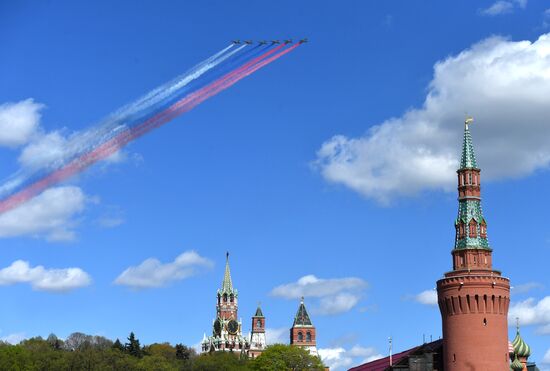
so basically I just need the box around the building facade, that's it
[201,253,250,353]
[290,297,318,356]
[436,120,510,370]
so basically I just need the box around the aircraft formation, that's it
[232,38,308,45]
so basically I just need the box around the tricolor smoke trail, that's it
[0,42,302,214]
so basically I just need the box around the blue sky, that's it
[1,1,550,369]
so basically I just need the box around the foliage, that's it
[251,344,325,371]
[0,333,324,371]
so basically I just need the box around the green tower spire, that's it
[460,118,478,169]
[219,252,237,296]
[454,119,490,250]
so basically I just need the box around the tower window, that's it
[256,319,261,328]
[483,318,487,326]
[468,173,472,185]
[469,220,477,238]
[306,332,311,342]
[223,294,228,302]
[230,294,234,303]
[480,222,487,238]
[298,332,303,341]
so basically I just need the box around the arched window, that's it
[480,222,487,238]
[469,220,477,238]
[459,222,465,238]
[256,319,262,328]
[298,332,303,341]
[461,174,465,185]
[468,173,472,185]
[306,332,311,342]
[230,294,234,303]
[223,294,228,302]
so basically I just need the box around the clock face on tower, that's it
[214,319,221,336]
[227,319,239,334]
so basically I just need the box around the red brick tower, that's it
[436,119,510,370]
[248,304,267,358]
[290,297,317,356]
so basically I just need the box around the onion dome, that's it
[512,328,531,358]
[510,354,524,371]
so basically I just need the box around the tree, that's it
[175,343,196,361]
[112,338,125,352]
[125,332,143,358]
[65,332,92,351]
[192,351,250,371]
[47,333,63,350]
[251,344,325,371]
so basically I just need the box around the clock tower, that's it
[201,253,250,353]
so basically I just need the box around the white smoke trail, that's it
[0,44,246,198]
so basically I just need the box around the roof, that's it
[254,306,264,317]
[219,252,236,296]
[349,340,443,371]
[460,122,478,169]
[292,298,313,327]
[512,327,531,358]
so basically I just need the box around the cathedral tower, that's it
[248,304,267,358]
[290,297,317,356]
[436,119,510,370]
[202,253,249,353]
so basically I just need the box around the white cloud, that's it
[508,296,550,333]
[0,332,26,344]
[318,293,361,315]
[480,0,526,16]
[544,348,550,363]
[114,250,213,289]
[414,289,438,306]
[0,99,43,147]
[0,260,91,292]
[271,275,368,315]
[265,327,288,345]
[319,345,383,371]
[315,33,550,204]
[0,186,86,241]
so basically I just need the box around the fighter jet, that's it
[299,38,308,44]
[284,39,293,44]
[259,40,268,45]
[244,40,253,45]
[232,40,241,44]
[271,40,280,44]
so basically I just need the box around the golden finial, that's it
[465,115,474,129]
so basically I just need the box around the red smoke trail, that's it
[0,44,300,214]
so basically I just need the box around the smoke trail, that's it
[0,43,301,214]
[0,44,244,199]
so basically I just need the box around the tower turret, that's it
[436,119,510,371]
[289,297,317,356]
[248,303,267,358]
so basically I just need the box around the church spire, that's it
[221,251,234,294]
[460,117,478,169]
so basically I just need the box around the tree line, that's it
[0,332,325,370]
